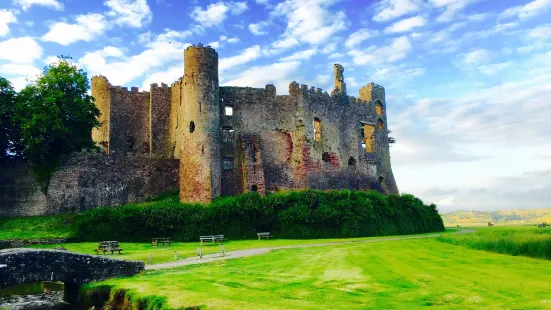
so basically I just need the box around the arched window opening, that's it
[225,106,233,116]
[222,127,235,143]
[322,152,330,162]
[362,124,375,153]
[189,121,195,133]
[313,118,322,142]
[377,118,384,129]
[376,101,384,116]
[379,176,388,193]
[251,185,258,192]
[348,156,356,166]
[223,158,234,170]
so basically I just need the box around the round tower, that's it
[180,44,221,203]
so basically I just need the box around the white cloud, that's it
[0,10,17,37]
[529,24,551,38]
[272,0,348,46]
[463,49,491,65]
[13,0,63,11]
[219,45,261,71]
[104,0,152,28]
[385,15,426,33]
[191,1,248,28]
[429,0,476,22]
[78,31,190,86]
[322,42,337,54]
[272,37,299,49]
[225,37,240,43]
[0,36,43,64]
[249,21,269,35]
[42,13,107,46]
[0,63,41,77]
[372,0,423,22]
[140,65,182,90]
[349,36,412,65]
[478,62,510,75]
[501,0,551,20]
[280,48,317,61]
[223,61,301,93]
[345,29,375,48]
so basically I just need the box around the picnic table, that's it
[257,232,271,240]
[200,235,225,244]
[151,238,171,246]
[95,241,123,255]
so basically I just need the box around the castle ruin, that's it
[92,44,398,203]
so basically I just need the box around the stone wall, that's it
[150,83,172,157]
[0,151,179,217]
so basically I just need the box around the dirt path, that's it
[146,230,473,270]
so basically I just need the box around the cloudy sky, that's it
[1,0,550,213]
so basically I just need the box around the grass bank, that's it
[32,229,457,265]
[438,225,551,259]
[81,238,551,309]
[0,189,444,242]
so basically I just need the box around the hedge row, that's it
[75,190,445,242]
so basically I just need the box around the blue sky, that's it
[1,0,550,212]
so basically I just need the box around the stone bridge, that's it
[0,248,144,304]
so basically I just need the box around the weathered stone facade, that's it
[0,151,179,217]
[90,44,399,204]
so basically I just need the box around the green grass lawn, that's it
[439,225,551,260]
[31,230,457,265]
[0,215,76,240]
[86,238,551,309]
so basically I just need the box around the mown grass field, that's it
[31,230,456,264]
[438,225,551,260]
[87,237,551,309]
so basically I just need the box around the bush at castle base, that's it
[75,190,445,242]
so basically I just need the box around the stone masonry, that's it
[90,44,399,204]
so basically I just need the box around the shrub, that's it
[74,190,444,242]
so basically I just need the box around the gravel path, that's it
[146,230,473,271]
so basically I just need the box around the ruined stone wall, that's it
[180,45,221,203]
[108,87,150,155]
[218,80,397,196]
[169,78,184,159]
[0,152,179,217]
[91,76,111,152]
[150,83,172,157]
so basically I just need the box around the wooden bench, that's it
[200,235,225,244]
[151,238,171,246]
[95,241,123,255]
[257,232,271,240]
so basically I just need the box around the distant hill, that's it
[441,209,551,227]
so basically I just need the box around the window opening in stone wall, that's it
[222,127,235,143]
[313,118,322,142]
[377,118,384,129]
[251,185,258,192]
[125,136,135,151]
[225,106,233,116]
[223,158,234,170]
[376,101,384,116]
[348,156,357,166]
[379,176,388,192]
[246,142,256,162]
[362,124,375,153]
[189,121,195,133]
[322,152,330,162]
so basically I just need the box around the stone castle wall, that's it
[0,151,179,217]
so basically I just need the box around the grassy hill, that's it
[441,209,551,226]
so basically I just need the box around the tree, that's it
[0,76,23,162]
[17,56,100,188]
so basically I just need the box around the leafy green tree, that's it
[0,76,23,162]
[17,56,100,188]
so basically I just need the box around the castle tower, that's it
[359,83,398,194]
[179,45,221,203]
[332,64,347,95]
[91,76,110,153]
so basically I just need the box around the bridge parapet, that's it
[0,248,144,289]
